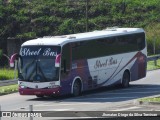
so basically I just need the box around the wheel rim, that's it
[73,82,80,96]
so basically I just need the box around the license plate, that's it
[34,92,41,94]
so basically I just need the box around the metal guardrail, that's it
[147,55,160,66]
[0,79,18,87]
[147,55,160,61]
[0,55,160,87]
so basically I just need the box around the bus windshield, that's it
[18,46,61,82]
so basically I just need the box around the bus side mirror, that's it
[55,54,61,67]
[10,53,19,67]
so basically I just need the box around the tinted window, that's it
[136,33,145,50]
[61,44,71,70]
[72,32,145,60]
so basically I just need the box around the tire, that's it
[36,95,44,98]
[72,81,81,97]
[121,71,130,88]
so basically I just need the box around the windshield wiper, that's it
[37,65,48,82]
[27,64,36,81]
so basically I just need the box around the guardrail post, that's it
[154,60,157,66]
[14,60,17,80]
[0,105,1,120]
[29,105,33,120]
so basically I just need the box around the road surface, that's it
[0,69,160,119]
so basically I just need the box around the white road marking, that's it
[44,108,72,111]
[76,87,160,97]
[111,106,141,111]
[119,87,160,91]
[13,108,73,111]
[34,102,101,107]
[92,91,160,95]
[12,102,104,111]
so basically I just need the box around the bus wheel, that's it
[72,81,81,97]
[121,71,130,88]
[36,95,44,98]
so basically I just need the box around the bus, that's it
[10,28,147,97]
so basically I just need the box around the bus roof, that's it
[22,28,144,47]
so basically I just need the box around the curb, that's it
[134,100,160,105]
[133,96,160,105]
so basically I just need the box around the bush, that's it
[0,69,17,80]
[145,23,160,55]
[58,19,76,34]
[1,0,160,55]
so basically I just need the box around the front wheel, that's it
[121,71,130,88]
[36,95,44,98]
[72,81,81,97]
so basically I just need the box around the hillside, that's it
[0,0,160,55]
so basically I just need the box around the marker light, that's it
[55,54,61,67]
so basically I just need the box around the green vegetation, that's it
[147,59,160,70]
[0,84,18,96]
[0,0,160,55]
[139,97,160,102]
[145,24,160,55]
[0,69,17,80]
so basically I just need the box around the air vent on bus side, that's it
[104,27,119,31]
[67,36,76,39]
[43,36,67,38]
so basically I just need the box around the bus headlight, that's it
[19,85,27,89]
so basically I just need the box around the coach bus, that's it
[10,28,147,97]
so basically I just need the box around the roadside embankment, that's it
[0,84,18,96]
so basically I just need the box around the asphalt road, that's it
[0,69,160,113]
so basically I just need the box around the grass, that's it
[147,59,160,70]
[0,69,17,80]
[139,97,160,102]
[0,84,18,96]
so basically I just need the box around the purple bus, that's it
[10,28,147,97]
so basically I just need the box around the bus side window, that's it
[136,33,145,50]
[63,59,66,73]
[61,44,70,74]
[137,38,143,50]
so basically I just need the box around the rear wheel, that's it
[72,81,81,97]
[121,71,130,88]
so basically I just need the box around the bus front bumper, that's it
[19,87,61,96]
